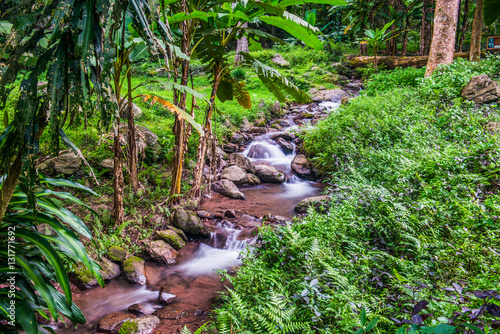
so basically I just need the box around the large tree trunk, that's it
[420,0,434,56]
[126,58,138,192]
[189,67,222,199]
[424,0,460,78]
[234,22,249,63]
[458,0,470,52]
[469,0,483,61]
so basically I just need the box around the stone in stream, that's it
[225,209,236,218]
[167,225,188,242]
[172,208,204,235]
[38,152,82,176]
[230,132,244,144]
[314,88,347,102]
[146,240,179,265]
[212,179,246,200]
[156,230,186,250]
[108,245,128,263]
[254,165,286,183]
[97,312,133,332]
[128,303,155,316]
[461,74,500,104]
[158,291,176,304]
[71,257,120,289]
[294,195,331,214]
[270,131,295,142]
[270,101,283,118]
[121,315,161,334]
[247,126,268,134]
[291,154,317,180]
[228,153,256,174]
[223,143,238,153]
[276,137,294,154]
[197,211,213,219]
[123,256,147,285]
[221,165,260,185]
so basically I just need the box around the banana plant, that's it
[0,175,103,333]
[360,20,396,68]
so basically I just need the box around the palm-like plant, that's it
[0,176,103,333]
[360,20,395,68]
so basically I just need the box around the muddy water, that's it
[56,101,338,333]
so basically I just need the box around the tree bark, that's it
[234,22,249,63]
[458,0,469,52]
[469,0,483,61]
[424,0,460,78]
[126,58,138,192]
[420,0,434,56]
[113,123,124,227]
[401,17,410,56]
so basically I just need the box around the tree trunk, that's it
[420,0,434,56]
[424,0,460,78]
[234,22,249,63]
[126,58,138,192]
[189,67,222,199]
[113,123,124,227]
[458,0,470,52]
[401,17,410,56]
[359,42,368,56]
[469,0,483,61]
[349,51,472,69]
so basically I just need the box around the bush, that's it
[363,67,426,95]
[231,68,246,81]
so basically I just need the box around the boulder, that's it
[255,165,286,183]
[230,133,244,144]
[121,99,143,119]
[345,82,361,91]
[461,74,500,104]
[167,226,188,241]
[291,154,316,179]
[225,209,236,218]
[276,137,294,154]
[38,152,82,176]
[221,165,248,184]
[123,256,147,285]
[97,313,133,333]
[122,315,160,334]
[240,117,252,132]
[128,303,156,316]
[247,126,267,134]
[223,143,238,153]
[272,54,290,67]
[197,211,213,219]
[315,89,347,102]
[308,88,319,95]
[254,118,267,127]
[294,195,331,213]
[156,230,186,250]
[136,126,158,148]
[99,257,121,281]
[271,131,295,142]
[146,240,179,265]
[212,179,246,200]
[71,258,120,289]
[172,209,204,235]
[100,158,114,170]
[228,153,256,174]
[108,246,128,263]
[270,101,282,118]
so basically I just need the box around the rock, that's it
[271,131,295,142]
[291,154,316,180]
[136,126,158,148]
[159,292,176,304]
[223,143,238,153]
[123,256,147,285]
[295,195,331,213]
[341,96,353,105]
[146,240,179,265]
[255,165,286,183]
[221,165,260,185]
[276,137,294,154]
[315,89,347,102]
[120,125,159,156]
[258,99,266,109]
[229,153,256,174]
[461,74,500,104]
[197,211,213,219]
[122,315,160,334]
[172,209,204,235]
[212,179,246,200]
[156,230,186,250]
[345,82,361,91]
[312,96,323,103]
[99,257,121,281]
[272,54,290,67]
[121,99,143,119]
[108,246,128,263]
[38,152,82,176]
[302,112,314,119]
[216,147,229,161]
[308,88,319,95]
[271,123,283,130]
[167,226,188,242]
[97,313,132,333]
[213,212,224,219]
[254,118,267,127]
[240,117,252,132]
[72,258,120,289]
[247,126,267,134]
[270,101,282,118]
[225,209,236,218]
[230,133,244,144]
[100,158,114,170]
[128,303,155,316]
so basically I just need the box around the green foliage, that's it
[0,176,102,333]
[231,68,247,81]
[119,319,139,334]
[363,67,426,95]
[217,61,500,333]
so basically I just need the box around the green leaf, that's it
[279,0,346,7]
[260,16,322,50]
[434,324,456,334]
[37,198,92,239]
[461,324,484,334]
[40,177,98,196]
[360,306,366,326]
[484,0,500,26]
[354,328,364,334]
[0,21,13,34]
[365,318,378,332]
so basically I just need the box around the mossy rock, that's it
[156,230,186,250]
[172,209,203,235]
[72,263,98,289]
[123,256,146,285]
[108,246,128,263]
[168,226,187,241]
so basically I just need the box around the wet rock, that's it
[123,315,160,334]
[156,230,186,250]
[128,303,155,316]
[230,133,244,144]
[100,158,114,170]
[100,257,121,281]
[271,123,283,130]
[271,101,282,118]
[244,173,261,185]
[225,209,236,218]
[197,211,213,219]
[291,154,316,180]
[341,96,353,105]
[345,82,361,91]
[315,89,347,102]
[146,240,179,265]
[229,153,256,174]
[154,304,202,321]
[295,195,331,213]
[223,143,238,153]
[462,74,500,104]
[312,96,323,103]
[240,117,252,132]
[213,212,225,219]
[221,165,260,185]
[308,88,319,95]
[38,152,82,176]
[97,312,133,332]
[276,137,293,154]
[302,112,314,119]
[212,179,246,200]
[272,54,290,67]
[247,126,268,134]
[254,118,267,127]
[255,165,286,183]
[270,131,295,142]
[159,291,176,304]
[172,209,204,235]
[108,246,128,263]
[167,226,188,242]
[123,256,147,285]
[71,258,120,289]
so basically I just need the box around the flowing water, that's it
[56,101,339,333]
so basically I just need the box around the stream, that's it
[55,99,341,333]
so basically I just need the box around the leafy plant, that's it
[359,20,396,67]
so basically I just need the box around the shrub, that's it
[231,68,246,81]
[363,67,426,95]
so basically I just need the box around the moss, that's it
[156,230,186,250]
[72,263,98,288]
[123,256,145,275]
[108,246,128,263]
